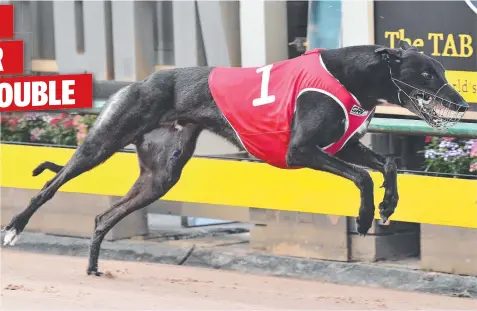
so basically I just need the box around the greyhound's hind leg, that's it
[3,130,134,246]
[87,124,202,276]
[3,143,121,246]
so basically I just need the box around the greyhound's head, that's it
[375,40,469,128]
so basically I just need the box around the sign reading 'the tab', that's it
[375,1,477,105]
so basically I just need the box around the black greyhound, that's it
[2,41,469,276]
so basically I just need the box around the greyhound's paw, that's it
[2,228,20,246]
[3,215,27,247]
[87,269,104,277]
[379,195,398,224]
[356,214,373,236]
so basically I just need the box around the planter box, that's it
[421,224,477,276]
[249,208,420,262]
[348,217,420,262]
[249,209,349,261]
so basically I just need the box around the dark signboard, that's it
[375,1,477,111]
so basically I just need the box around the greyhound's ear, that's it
[374,47,402,63]
[399,40,418,51]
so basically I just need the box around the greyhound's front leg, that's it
[335,141,398,223]
[286,145,376,235]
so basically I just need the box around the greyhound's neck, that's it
[320,45,398,111]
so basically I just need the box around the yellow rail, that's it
[1,144,476,228]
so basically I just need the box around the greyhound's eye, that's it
[422,71,433,80]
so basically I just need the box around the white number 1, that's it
[252,64,276,107]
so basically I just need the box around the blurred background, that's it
[0,1,476,263]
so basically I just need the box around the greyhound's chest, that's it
[349,117,372,143]
[208,49,373,168]
[355,109,375,138]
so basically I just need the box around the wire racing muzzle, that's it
[390,75,468,129]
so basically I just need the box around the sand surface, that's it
[1,249,476,310]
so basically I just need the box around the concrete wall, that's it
[4,185,476,277]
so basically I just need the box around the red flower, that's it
[62,119,74,129]
[443,137,455,141]
[425,136,432,143]
[7,118,19,128]
[50,117,60,126]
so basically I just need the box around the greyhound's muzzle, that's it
[392,80,468,129]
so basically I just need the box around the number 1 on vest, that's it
[252,64,276,107]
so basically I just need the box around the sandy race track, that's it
[1,249,476,310]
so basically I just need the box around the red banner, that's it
[0,40,24,75]
[0,74,93,112]
[0,5,14,39]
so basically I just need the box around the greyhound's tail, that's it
[32,161,64,176]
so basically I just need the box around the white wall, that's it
[341,0,375,147]
[341,0,375,46]
[240,0,288,67]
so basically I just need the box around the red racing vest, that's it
[208,48,374,169]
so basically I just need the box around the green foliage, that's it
[423,136,477,176]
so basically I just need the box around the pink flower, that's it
[470,162,477,173]
[78,123,88,133]
[41,114,53,123]
[443,137,455,141]
[72,115,82,127]
[76,122,89,145]
[22,113,39,121]
[76,131,87,145]
[30,127,45,141]
[425,136,432,143]
[470,141,477,158]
